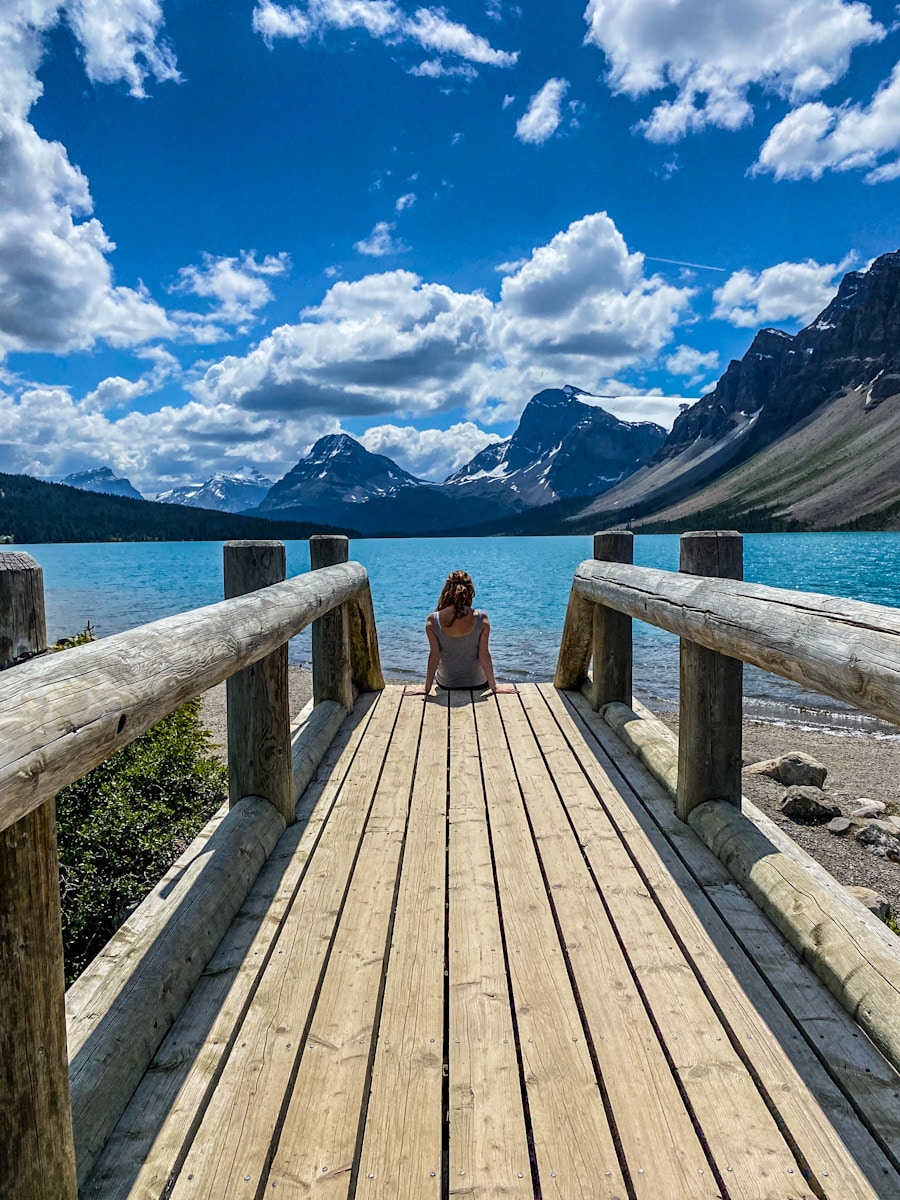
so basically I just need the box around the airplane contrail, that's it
[645,256,728,272]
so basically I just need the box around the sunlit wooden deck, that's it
[82,684,900,1200]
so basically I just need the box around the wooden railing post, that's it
[676,531,743,822]
[310,535,354,709]
[590,530,633,711]
[224,541,294,825]
[0,553,78,1200]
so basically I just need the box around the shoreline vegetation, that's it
[200,665,899,925]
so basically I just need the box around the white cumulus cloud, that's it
[0,2,181,356]
[171,250,290,333]
[712,256,854,328]
[583,0,884,142]
[354,221,409,257]
[755,60,900,183]
[515,78,569,144]
[360,422,504,480]
[190,211,694,428]
[253,0,518,73]
[665,345,720,383]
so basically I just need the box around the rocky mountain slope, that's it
[62,467,143,500]
[157,467,273,513]
[561,250,900,533]
[446,386,665,511]
[256,392,664,534]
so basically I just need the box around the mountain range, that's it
[57,250,900,536]
[156,467,273,513]
[254,388,667,534]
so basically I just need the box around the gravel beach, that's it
[655,709,900,918]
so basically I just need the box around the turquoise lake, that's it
[18,532,900,732]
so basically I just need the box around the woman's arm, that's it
[478,615,516,694]
[407,618,441,695]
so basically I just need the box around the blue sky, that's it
[1,0,898,493]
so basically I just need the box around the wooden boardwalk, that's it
[82,685,900,1200]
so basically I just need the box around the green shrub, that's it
[56,697,226,983]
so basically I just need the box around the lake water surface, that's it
[18,532,900,734]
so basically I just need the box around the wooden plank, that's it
[168,686,403,1199]
[354,693,447,1199]
[497,692,714,1199]
[81,692,379,1200]
[473,692,629,1199]
[569,692,900,1180]
[68,794,285,1186]
[599,695,900,1084]
[530,687,813,1200]
[0,559,368,832]
[543,685,895,1200]
[265,691,422,1197]
[446,690,532,1197]
[569,559,900,728]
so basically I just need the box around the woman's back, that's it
[431,607,487,688]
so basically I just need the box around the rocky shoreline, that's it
[655,709,900,921]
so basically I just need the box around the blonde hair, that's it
[436,570,475,623]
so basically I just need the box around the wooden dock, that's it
[79,684,900,1200]
[3,534,900,1200]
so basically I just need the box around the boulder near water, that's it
[779,786,841,820]
[744,750,827,788]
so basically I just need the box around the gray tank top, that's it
[432,611,488,689]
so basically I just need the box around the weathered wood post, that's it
[309,535,354,709]
[224,541,294,825]
[0,553,78,1200]
[676,531,743,822]
[590,530,633,710]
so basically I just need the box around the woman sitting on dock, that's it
[407,569,516,696]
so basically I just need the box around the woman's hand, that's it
[405,683,431,696]
[492,683,517,694]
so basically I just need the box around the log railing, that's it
[555,528,900,1074]
[0,535,383,1200]
[556,528,900,819]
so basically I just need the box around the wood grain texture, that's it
[310,535,354,709]
[266,692,420,1198]
[677,531,743,818]
[447,690,532,1197]
[81,693,380,1200]
[348,581,386,693]
[0,553,77,1200]
[579,696,900,1171]
[474,693,629,1199]
[170,687,403,1199]
[225,541,294,823]
[66,795,284,1185]
[554,686,899,1198]
[593,695,900,1081]
[590,530,633,711]
[290,697,349,801]
[553,582,594,691]
[501,691,713,1199]
[0,559,367,832]
[355,693,446,1199]
[570,559,900,727]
